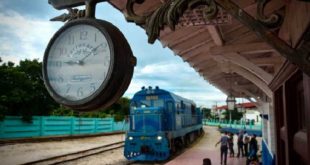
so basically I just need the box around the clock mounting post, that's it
[49,0,104,22]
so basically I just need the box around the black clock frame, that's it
[43,18,136,111]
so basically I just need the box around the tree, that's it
[49,97,130,121]
[223,108,243,121]
[0,59,58,121]
[201,107,211,119]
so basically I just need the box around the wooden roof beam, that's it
[188,55,212,67]
[207,53,275,85]
[169,28,209,48]
[215,0,310,77]
[230,65,272,98]
[179,39,214,57]
[159,26,202,47]
[223,53,273,83]
[184,42,270,67]
[212,59,273,98]
[209,42,274,55]
[250,56,283,65]
[207,25,224,46]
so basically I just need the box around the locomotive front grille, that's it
[140,145,150,153]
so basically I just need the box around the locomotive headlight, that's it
[129,136,133,140]
[157,136,162,140]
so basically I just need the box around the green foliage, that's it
[0,59,58,120]
[201,107,211,118]
[50,106,76,116]
[223,108,243,121]
[48,97,130,121]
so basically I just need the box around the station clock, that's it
[43,18,136,111]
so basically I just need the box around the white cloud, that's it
[124,62,227,107]
[0,10,62,63]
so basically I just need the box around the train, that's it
[124,86,203,161]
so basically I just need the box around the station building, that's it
[105,0,310,164]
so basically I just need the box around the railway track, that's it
[22,141,125,165]
[0,131,125,146]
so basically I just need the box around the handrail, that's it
[202,119,262,130]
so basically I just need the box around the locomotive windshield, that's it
[140,100,151,107]
[130,99,164,109]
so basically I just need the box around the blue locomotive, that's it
[124,86,203,161]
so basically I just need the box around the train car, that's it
[124,86,203,161]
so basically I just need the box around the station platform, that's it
[165,126,248,165]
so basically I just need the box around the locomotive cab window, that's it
[153,99,164,107]
[167,101,174,113]
[181,101,185,109]
[191,104,196,114]
[130,101,137,109]
[140,100,151,107]
[176,103,180,110]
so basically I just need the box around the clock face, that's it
[46,24,112,102]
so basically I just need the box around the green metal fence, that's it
[202,119,262,130]
[0,116,129,139]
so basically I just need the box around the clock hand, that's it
[64,60,82,65]
[64,60,76,65]
[79,43,103,62]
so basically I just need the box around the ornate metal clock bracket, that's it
[256,0,282,28]
[126,0,219,43]
[126,0,310,76]
[49,0,106,22]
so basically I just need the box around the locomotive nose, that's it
[140,145,150,153]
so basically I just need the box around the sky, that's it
[0,0,228,108]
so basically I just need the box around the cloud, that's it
[0,0,60,19]
[0,10,62,63]
[96,4,180,67]
[124,62,227,107]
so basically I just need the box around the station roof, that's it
[215,102,256,110]
[107,0,310,108]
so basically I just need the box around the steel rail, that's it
[0,131,125,146]
[22,141,124,165]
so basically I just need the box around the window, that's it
[130,101,137,109]
[140,100,151,107]
[181,101,185,109]
[191,104,196,114]
[167,101,174,113]
[153,100,164,107]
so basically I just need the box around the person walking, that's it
[243,131,250,156]
[215,132,229,165]
[236,130,244,157]
[228,133,234,157]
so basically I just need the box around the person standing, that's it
[228,133,234,157]
[248,134,258,161]
[215,132,229,165]
[237,130,244,157]
[243,131,250,156]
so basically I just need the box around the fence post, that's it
[40,116,44,136]
[94,118,98,133]
[70,117,74,135]
[111,118,114,131]
[0,119,4,138]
